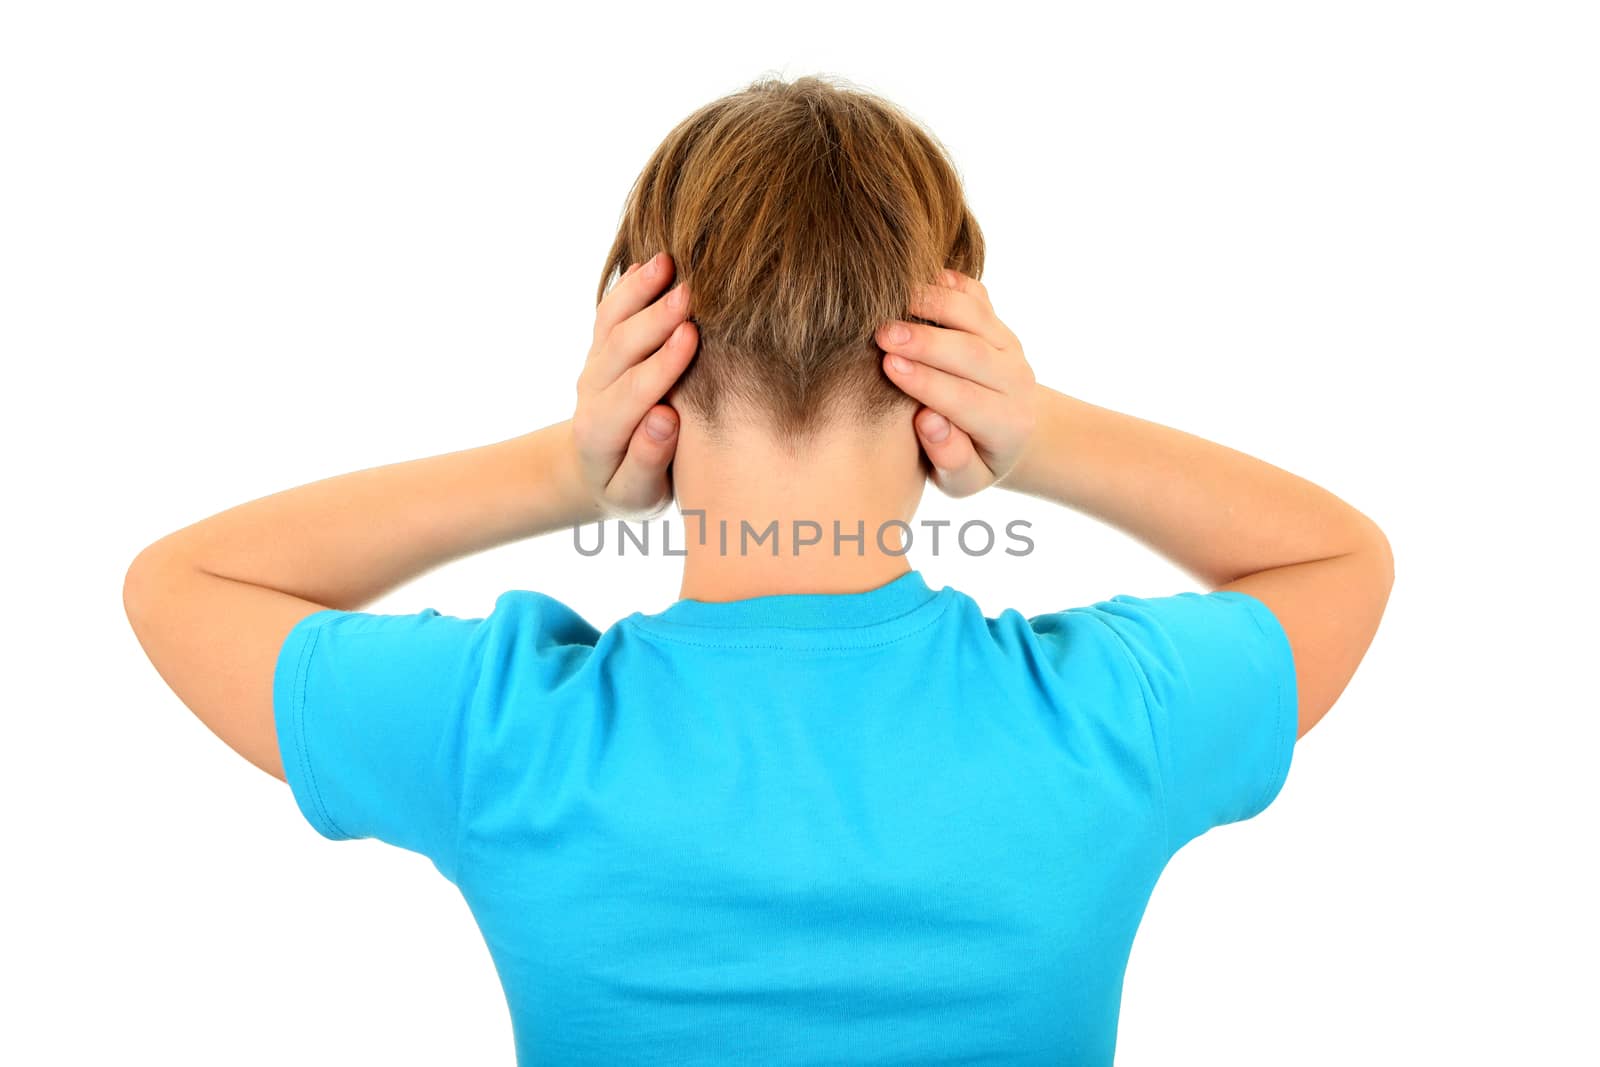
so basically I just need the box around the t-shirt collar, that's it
[641,570,942,632]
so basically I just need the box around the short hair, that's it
[595,73,985,441]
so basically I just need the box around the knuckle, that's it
[601,320,630,358]
[946,378,976,411]
[627,366,660,403]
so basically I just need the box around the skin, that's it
[123,252,1393,784]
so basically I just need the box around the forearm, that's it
[136,420,598,611]
[1005,386,1385,588]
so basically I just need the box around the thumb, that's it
[916,407,993,497]
[605,404,679,515]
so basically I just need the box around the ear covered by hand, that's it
[573,258,1037,512]
[877,270,1038,498]
[573,252,698,517]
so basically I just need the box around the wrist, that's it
[996,383,1065,498]
[528,420,608,532]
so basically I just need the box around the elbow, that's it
[1376,528,1395,596]
[123,541,183,634]
[1364,517,1395,597]
[122,547,157,633]
[1352,515,1395,619]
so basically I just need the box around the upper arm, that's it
[125,546,491,878]
[1218,525,1394,738]
[1082,589,1301,853]
[123,545,328,781]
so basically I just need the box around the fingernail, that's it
[667,285,687,310]
[645,410,677,441]
[885,322,910,344]
[886,353,912,374]
[920,411,950,443]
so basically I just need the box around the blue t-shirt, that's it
[274,570,1296,1065]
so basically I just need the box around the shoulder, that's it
[926,586,1148,707]
[464,589,611,691]
[947,588,1284,710]
[486,589,606,647]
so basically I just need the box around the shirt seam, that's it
[1084,613,1176,859]
[624,594,952,653]
[640,602,936,632]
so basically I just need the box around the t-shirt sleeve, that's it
[272,605,487,882]
[1083,590,1298,855]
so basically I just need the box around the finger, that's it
[592,319,699,442]
[904,280,1012,354]
[938,268,993,309]
[877,316,1011,392]
[915,407,993,497]
[882,351,1011,442]
[591,276,693,387]
[592,250,680,347]
[604,405,679,514]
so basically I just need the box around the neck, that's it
[678,524,915,602]
[671,409,924,603]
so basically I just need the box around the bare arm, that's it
[122,423,599,777]
[879,270,1393,738]
[124,252,697,779]
[1009,390,1393,737]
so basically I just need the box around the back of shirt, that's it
[274,570,1297,1066]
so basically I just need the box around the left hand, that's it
[877,269,1037,498]
[572,251,699,517]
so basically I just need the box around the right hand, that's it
[572,251,699,518]
[876,270,1038,498]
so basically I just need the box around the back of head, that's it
[596,73,985,445]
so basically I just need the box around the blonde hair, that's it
[596,73,985,440]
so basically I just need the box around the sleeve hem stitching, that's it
[293,615,355,841]
[1234,593,1297,820]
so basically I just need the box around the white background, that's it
[3,1,1595,1063]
